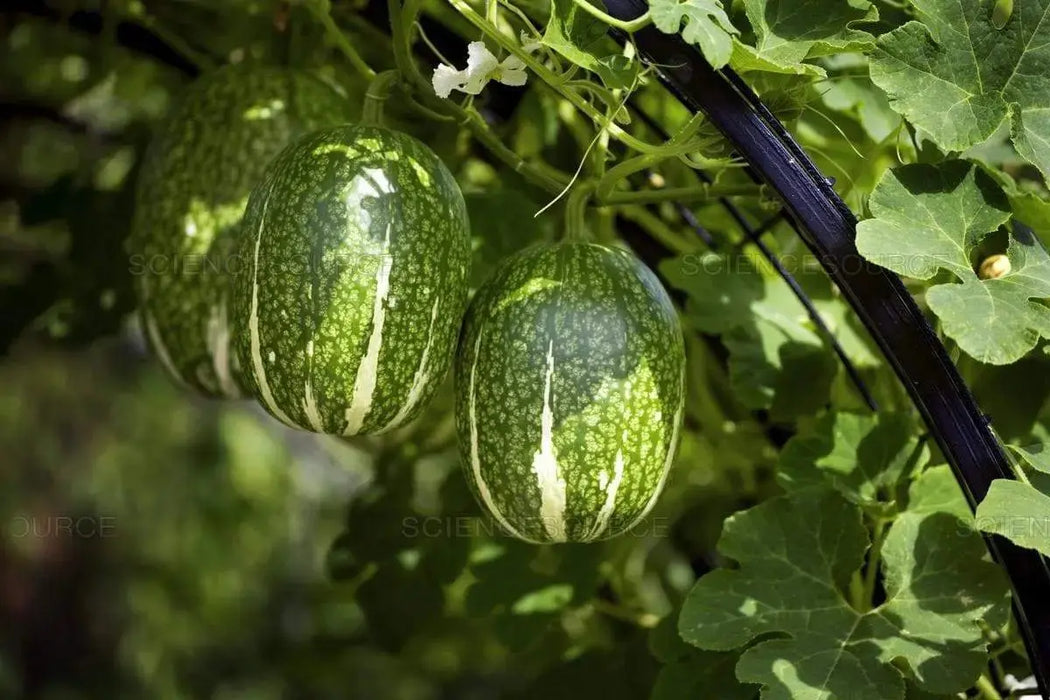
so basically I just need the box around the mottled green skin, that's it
[129,65,353,397]
[231,125,470,435]
[455,242,685,543]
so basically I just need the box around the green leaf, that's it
[905,685,956,700]
[796,91,899,211]
[964,350,1050,439]
[661,252,762,334]
[1011,103,1050,184]
[906,465,971,521]
[1009,442,1050,474]
[817,70,902,144]
[542,0,639,88]
[740,0,877,72]
[356,555,445,651]
[976,479,1050,556]
[730,41,824,76]
[926,227,1050,364]
[870,0,1050,179]
[778,411,929,507]
[856,161,1050,364]
[650,611,758,699]
[679,489,1005,698]
[465,189,553,290]
[649,613,695,663]
[1009,188,1050,235]
[809,294,882,369]
[856,161,1011,281]
[650,0,738,69]
[987,169,1050,234]
[661,252,835,419]
[516,638,658,700]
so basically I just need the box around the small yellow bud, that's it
[978,254,1011,280]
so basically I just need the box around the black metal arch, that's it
[602,1,1050,696]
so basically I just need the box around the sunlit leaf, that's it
[679,488,1007,698]
[871,0,1050,179]
[650,0,738,69]
[739,0,877,73]
[976,479,1050,557]
[856,161,1050,364]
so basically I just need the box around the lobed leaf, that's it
[738,0,877,74]
[679,488,1006,698]
[870,0,1050,179]
[661,252,836,419]
[542,0,640,88]
[857,161,1050,364]
[778,411,930,507]
[1009,443,1050,474]
[650,0,738,69]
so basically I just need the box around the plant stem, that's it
[569,0,652,31]
[848,571,867,612]
[975,673,1002,699]
[306,0,376,80]
[361,70,400,125]
[595,113,705,200]
[602,184,762,205]
[1004,444,1034,486]
[591,599,659,628]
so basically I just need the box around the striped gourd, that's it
[129,65,353,397]
[231,125,470,435]
[455,242,685,543]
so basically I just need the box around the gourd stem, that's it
[361,70,400,126]
[617,205,697,255]
[564,183,596,241]
[975,674,1003,700]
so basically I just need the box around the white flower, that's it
[431,41,528,99]
[431,64,465,100]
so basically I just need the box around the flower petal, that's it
[432,64,466,99]
[465,41,499,78]
[496,56,528,87]
[498,68,528,87]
